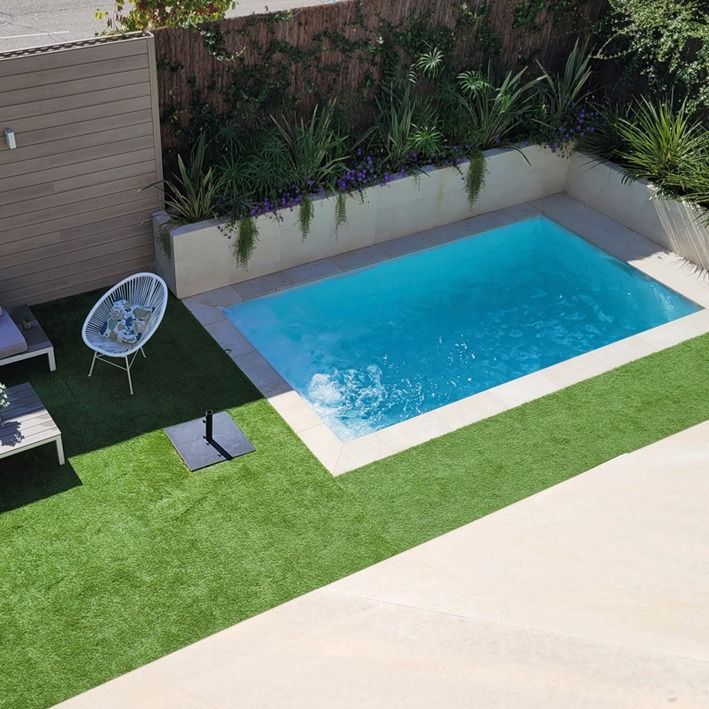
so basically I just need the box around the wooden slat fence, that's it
[0,34,164,307]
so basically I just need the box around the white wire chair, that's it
[81,273,168,395]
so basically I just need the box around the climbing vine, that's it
[155,0,599,158]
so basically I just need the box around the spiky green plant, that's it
[374,85,443,167]
[615,98,709,190]
[536,39,593,129]
[457,70,489,97]
[576,104,629,161]
[413,45,445,79]
[271,102,349,190]
[161,135,225,224]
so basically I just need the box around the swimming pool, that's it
[226,216,700,440]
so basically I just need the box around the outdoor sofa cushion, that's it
[99,299,155,345]
[0,309,27,359]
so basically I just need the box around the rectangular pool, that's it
[226,216,699,440]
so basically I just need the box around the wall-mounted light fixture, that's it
[4,128,17,150]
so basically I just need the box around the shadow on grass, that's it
[1,289,262,510]
[0,451,82,512]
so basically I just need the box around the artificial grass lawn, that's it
[1,290,708,708]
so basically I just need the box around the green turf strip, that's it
[0,291,707,708]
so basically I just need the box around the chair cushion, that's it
[0,310,28,359]
[99,299,155,346]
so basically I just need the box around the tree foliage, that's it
[96,0,234,31]
[601,0,709,111]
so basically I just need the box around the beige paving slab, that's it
[284,258,343,285]
[203,319,255,358]
[59,422,709,708]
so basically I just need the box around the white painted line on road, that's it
[1,31,70,39]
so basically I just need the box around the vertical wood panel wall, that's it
[0,34,163,307]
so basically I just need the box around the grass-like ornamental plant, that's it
[537,40,593,128]
[615,98,709,191]
[271,102,349,195]
[161,135,225,224]
[535,39,595,151]
[373,85,443,169]
[576,104,628,161]
[456,66,541,149]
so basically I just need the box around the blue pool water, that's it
[226,216,699,440]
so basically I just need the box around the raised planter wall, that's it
[154,146,568,298]
[566,153,709,272]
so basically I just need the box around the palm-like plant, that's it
[412,45,445,80]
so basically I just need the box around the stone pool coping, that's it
[183,193,709,475]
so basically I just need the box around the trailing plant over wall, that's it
[298,197,315,238]
[335,192,348,231]
[233,216,259,266]
[465,150,487,206]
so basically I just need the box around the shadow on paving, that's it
[0,289,262,512]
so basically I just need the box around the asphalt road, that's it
[0,0,335,52]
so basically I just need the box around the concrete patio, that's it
[60,421,709,708]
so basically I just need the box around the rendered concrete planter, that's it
[566,153,709,272]
[153,145,568,298]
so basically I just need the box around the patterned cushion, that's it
[99,299,155,345]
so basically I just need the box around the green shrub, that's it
[576,104,630,161]
[602,0,709,111]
